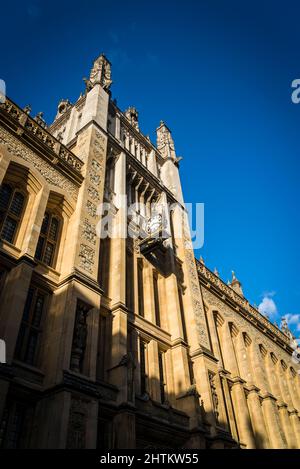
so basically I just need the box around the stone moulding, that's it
[0,98,84,182]
[0,127,79,202]
[196,259,291,348]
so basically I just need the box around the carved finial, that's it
[86,53,112,91]
[23,105,31,114]
[199,256,205,265]
[214,268,219,277]
[230,270,243,296]
[34,112,47,128]
[280,317,293,339]
[156,120,176,160]
[55,99,72,120]
[125,106,139,130]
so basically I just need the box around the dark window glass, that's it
[15,287,47,366]
[25,332,38,365]
[0,184,26,244]
[35,236,44,261]
[43,243,54,266]
[35,211,60,267]
[49,218,59,240]
[0,406,9,448]
[8,405,24,449]
[22,288,34,322]
[1,217,17,243]
[32,295,44,327]
[0,403,28,449]
[10,192,24,216]
[0,184,12,211]
[41,212,49,234]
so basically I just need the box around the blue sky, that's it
[1,0,300,336]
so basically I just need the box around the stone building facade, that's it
[0,54,299,449]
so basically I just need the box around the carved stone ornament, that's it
[197,260,290,347]
[66,397,87,449]
[183,220,210,349]
[156,121,176,160]
[84,54,112,91]
[87,186,100,202]
[0,127,79,201]
[208,371,219,424]
[203,288,294,367]
[70,302,90,373]
[82,219,96,245]
[79,244,95,273]
[86,200,97,218]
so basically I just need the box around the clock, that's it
[147,214,162,235]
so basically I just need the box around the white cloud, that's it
[283,314,300,331]
[258,296,278,316]
[262,290,276,298]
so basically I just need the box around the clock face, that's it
[147,214,161,234]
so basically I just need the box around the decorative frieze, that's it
[0,127,79,201]
[89,169,100,186]
[82,219,96,245]
[203,288,294,367]
[66,397,87,449]
[87,186,100,202]
[0,99,83,172]
[197,260,290,346]
[86,200,97,218]
[183,222,210,349]
[93,130,106,156]
[70,301,90,373]
[79,244,95,273]
[76,128,107,276]
[91,159,102,172]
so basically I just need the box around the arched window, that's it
[0,183,26,244]
[35,211,61,267]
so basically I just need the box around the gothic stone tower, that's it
[0,54,299,449]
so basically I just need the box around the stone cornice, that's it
[196,259,292,351]
[0,98,84,184]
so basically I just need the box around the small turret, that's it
[156,121,176,160]
[83,53,112,92]
[280,317,293,339]
[54,99,72,120]
[125,107,139,130]
[230,270,244,296]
